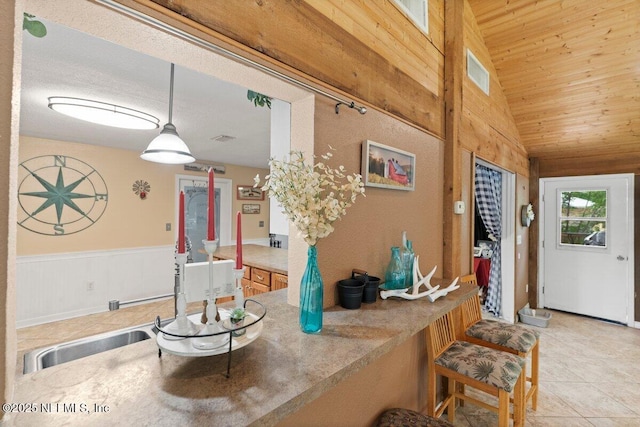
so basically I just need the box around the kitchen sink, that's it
[23,323,159,374]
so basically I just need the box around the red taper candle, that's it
[235,211,243,269]
[207,167,215,240]
[178,191,185,253]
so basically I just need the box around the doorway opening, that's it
[474,159,516,322]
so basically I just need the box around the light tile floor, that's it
[16,302,640,426]
[450,310,640,426]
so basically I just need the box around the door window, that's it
[558,189,607,247]
[178,176,231,262]
[184,183,220,263]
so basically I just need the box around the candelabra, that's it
[192,239,228,350]
[163,252,199,338]
[233,266,245,308]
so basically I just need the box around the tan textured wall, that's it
[229,164,271,240]
[514,173,530,317]
[313,96,444,307]
[17,136,269,256]
[278,331,428,427]
[1,0,23,412]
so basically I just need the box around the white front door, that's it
[541,174,634,325]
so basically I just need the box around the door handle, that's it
[617,255,627,261]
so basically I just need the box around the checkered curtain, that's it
[475,164,502,316]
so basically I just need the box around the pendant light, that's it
[141,63,195,164]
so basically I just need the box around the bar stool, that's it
[459,274,540,412]
[375,408,453,426]
[426,310,526,426]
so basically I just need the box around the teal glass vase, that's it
[402,240,415,287]
[300,245,323,333]
[385,246,406,290]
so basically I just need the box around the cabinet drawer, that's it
[241,278,252,297]
[243,266,251,280]
[246,281,269,297]
[271,273,288,291]
[251,268,271,286]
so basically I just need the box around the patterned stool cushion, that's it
[435,341,524,392]
[375,408,453,427]
[466,319,540,353]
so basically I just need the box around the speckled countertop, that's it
[9,282,475,426]
[215,244,288,275]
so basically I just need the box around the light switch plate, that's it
[453,201,465,214]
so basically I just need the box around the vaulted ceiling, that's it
[468,0,639,163]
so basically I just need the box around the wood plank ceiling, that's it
[467,0,639,164]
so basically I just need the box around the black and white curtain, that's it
[475,163,502,316]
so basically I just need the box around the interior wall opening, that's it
[474,158,516,322]
[17,0,314,329]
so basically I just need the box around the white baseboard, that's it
[244,238,271,246]
[17,305,107,329]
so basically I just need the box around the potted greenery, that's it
[229,308,247,336]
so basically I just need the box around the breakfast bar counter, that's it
[10,282,477,426]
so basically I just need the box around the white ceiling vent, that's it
[210,134,236,143]
[466,49,490,95]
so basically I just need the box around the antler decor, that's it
[380,256,460,301]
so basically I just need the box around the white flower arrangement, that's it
[526,203,535,222]
[254,147,365,246]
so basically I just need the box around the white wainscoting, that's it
[17,246,175,328]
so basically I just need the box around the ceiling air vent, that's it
[210,135,236,143]
[466,49,489,95]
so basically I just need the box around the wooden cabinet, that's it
[251,268,271,287]
[204,257,287,303]
[243,266,287,297]
[271,273,288,291]
[245,281,269,297]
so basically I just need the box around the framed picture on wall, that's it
[361,140,416,191]
[242,204,261,214]
[236,185,264,200]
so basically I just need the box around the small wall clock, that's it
[18,155,109,235]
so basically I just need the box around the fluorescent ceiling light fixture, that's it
[48,97,159,130]
[141,63,195,165]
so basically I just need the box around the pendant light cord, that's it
[168,63,174,125]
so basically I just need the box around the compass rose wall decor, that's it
[18,155,109,235]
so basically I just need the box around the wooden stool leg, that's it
[498,389,509,427]
[531,340,540,410]
[427,364,437,416]
[514,369,525,427]
[447,377,456,423]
